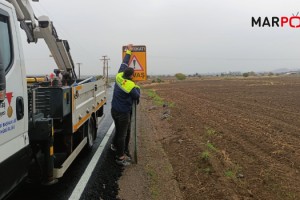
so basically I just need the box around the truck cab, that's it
[0,1,31,199]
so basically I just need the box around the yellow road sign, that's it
[122,45,147,81]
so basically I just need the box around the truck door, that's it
[0,3,30,199]
[0,1,28,163]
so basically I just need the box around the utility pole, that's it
[77,63,82,79]
[106,60,109,85]
[100,56,110,83]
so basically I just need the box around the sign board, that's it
[122,45,147,81]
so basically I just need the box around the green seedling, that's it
[203,167,212,174]
[201,151,210,161]
[205,127,216,136]
[206,142,217,152]
[224,170,234,178]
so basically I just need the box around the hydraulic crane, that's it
[8,0,77,80]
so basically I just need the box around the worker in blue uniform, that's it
[111,44,140,166]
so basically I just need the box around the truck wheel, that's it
[86,117,96,149]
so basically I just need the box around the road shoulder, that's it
[118,96,183,200]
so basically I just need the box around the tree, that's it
[242,72,249,77]
[249,71,256,76]
[175,73,186,80]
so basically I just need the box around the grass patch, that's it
[146,89,175,107]
[206,142,217,152]
[203,167,212,174]
[201,151,210,161]
[168,102,175,107]
[197,153,214,175]
[224,170,235,178]
[205,127,217,136]
[145,165,160,199]
[147,89,164,106]
[198,127,221,176]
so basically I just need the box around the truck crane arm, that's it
[7,0,77,80]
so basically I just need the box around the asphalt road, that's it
[7,87,122,200]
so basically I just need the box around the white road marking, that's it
[69,122,115,200]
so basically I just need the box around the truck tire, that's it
[86,117,96,149]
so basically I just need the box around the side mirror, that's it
[0,48,6,103]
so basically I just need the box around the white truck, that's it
[0,0,107,199]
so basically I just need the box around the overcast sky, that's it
[21,0,300,76]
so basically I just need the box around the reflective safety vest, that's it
[116,72,140,93]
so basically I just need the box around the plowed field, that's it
[139,77,300,200]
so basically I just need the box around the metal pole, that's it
[131,100,137,164]
[79,65,80,79]
[103,58,106,78]
[106,60,109,85]
[76,63,82,79]
[100,56,110,79]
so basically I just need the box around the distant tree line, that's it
[147,70,293,82]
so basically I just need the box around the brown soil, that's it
[118,76,300,200]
